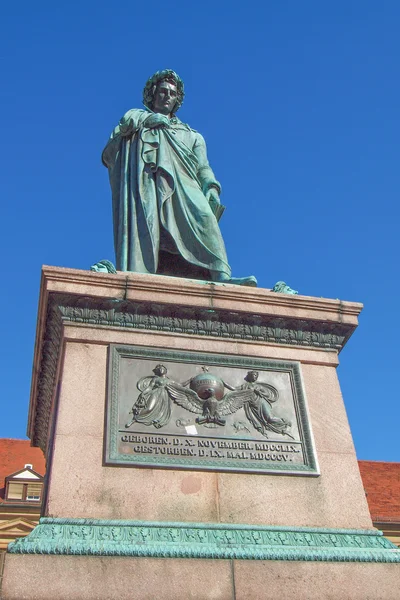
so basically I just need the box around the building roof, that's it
[358,460,400,522]
[0,439,45,501]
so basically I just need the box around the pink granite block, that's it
[2,555,234,600]
[233,560,400,600]
[301,362,356,454]
[55,342,108,437]
[47,432,219,522]
[63,326,241,358]
[216,451,372,529]
[42,265,127,300]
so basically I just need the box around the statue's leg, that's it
[158,250,211,280]
[210,271,258,287]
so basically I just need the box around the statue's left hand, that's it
[144,113,170,129]
[206,187,220,205]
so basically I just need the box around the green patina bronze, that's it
[90,260,117,274]
[8,518,400,562]
[102,69,256,287]
[272,281,298,295]
[105,346,319,475]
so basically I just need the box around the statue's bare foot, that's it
[212,273,257,287]
[228,276,257,287]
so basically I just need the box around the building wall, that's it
[0,440,45,551]
[358,460,400,547]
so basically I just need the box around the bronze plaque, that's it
[105,345,319,475]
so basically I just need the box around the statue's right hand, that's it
[144,113,170,129]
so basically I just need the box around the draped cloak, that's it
[239,381,291,437]
[132,375,172,429]
[102,109,231,277]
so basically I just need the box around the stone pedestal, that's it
[2,267,399,599]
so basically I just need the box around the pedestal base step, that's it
[8,517,400,563]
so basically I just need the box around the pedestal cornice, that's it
[27,266,363,456]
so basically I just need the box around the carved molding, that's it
[8,518,400,563]
[55,293,351,349]
[32,303,63,454]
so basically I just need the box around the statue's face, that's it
[248,371,258,382]
[155,365,167,376]
[90,262,108,273]
[153,80,177,115]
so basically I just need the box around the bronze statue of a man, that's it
[102,70,256,286]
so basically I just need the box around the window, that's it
[6,481,42,502]
[7,482,24,500]
[26,483,42,501]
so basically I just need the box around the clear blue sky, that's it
[1,1,399,461]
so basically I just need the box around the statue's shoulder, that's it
[171,116,196,132]
[172,118,207,147]
[121,108,148,120]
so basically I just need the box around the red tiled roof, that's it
[358,460,400,522]
[0,439,45,500]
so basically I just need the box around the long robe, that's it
[102,109,231,277]
[131,375,172,429]
[240,381,291,437]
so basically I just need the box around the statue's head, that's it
[245,370,259,383]
[153,364,167,376]
[143,70,184,114]
[90,260,117,274]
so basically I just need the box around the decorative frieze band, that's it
[8,518,400,563]
[55,293,351,349]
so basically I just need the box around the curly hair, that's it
[245,371,259,382]
[152,364,167,375]
[143,69,185,113]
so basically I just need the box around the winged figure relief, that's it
[125,365,293,439]
[237,371,293,439]
[166,382,227,426]
[169,370,293,439]
[125,364,173,429]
